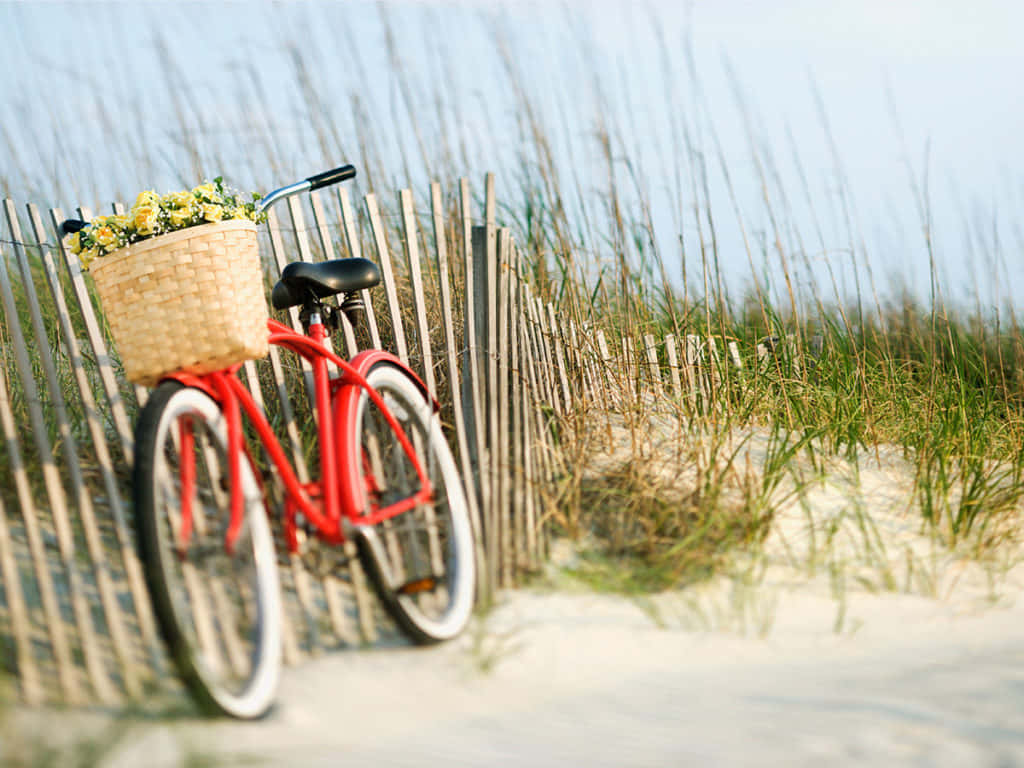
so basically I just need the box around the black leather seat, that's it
[271,258,381,309]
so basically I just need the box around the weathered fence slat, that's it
[707,337,722,394]
[309,190,359,357]
[643,333,662,395]
[458,180,486,525]
[466,225,494,591]
[728,340,743,371]
[0,491,40,703]
[296,192,344,377]
[337,185,382,349]
[107,203,149,410]
[665,334,682,397]
[685,334,703,403]
[508,242,528,573]
[566,321,587,400]
[546,303,572,410]
[496,228,512,587]
[595,329,614,407]
[365,193,410,363]
[518,311,540,569]
[521,286,556,558]
[528,293,558,415]
[398,189,436,395]
[471,222,500,591]
[269,205,316,407]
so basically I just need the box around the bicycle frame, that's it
[165,316,435,555]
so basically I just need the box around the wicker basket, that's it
[90,219,269,386]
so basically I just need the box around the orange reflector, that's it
[398,577,437,595]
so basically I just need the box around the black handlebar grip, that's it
[60,219,88,235]
[305,165,357,191]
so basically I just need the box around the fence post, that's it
[430,181,488,600]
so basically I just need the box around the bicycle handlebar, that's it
[59,164,358,234]
[256,164,357,213]
[306,164,356,191]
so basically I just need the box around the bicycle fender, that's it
[159,371,220,402]
[332,351,439,521]
[342,349,439,412]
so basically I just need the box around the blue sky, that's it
[1,0,1020,311]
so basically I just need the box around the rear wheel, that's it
[347,363,475,643]
[134,381,282,719]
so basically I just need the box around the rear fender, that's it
[341,350,437,411]
[332,350,436,519]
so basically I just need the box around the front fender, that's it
[159,371,220,402]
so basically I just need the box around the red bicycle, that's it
[124,166,475,718]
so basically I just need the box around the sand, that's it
[6,412,1024,766]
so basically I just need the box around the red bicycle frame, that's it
[166,316,434,555]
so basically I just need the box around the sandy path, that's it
[7,417,1024,765]
[85,580,1024,767]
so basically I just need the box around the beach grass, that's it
[1,8,1020,597]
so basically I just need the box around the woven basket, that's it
[90,219,269,386]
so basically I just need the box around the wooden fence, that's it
[0,173,577,706]
[0,170,800,707]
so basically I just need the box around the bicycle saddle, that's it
[271,258,381,309]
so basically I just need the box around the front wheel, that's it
[343,363,476,643]
[133,381,282,718]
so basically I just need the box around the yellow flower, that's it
[93,226,117,248]
[231,207,250,220]
[193,182,218,201]
[111,214,130,229]
[132,204,159,235]
[201,203,223,222]
[168,208,192,227]
[163,190,192,209]
[134,190,159,209]
[67,231,81,255]
[79,246,99,270]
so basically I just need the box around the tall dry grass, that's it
[1,5,1021,591]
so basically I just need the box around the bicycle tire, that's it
[134,381,282,718]
[345,362,475,643]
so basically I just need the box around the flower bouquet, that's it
[68,177,266,269]
[68,178,271,385]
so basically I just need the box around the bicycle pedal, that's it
[397,577,437,595]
